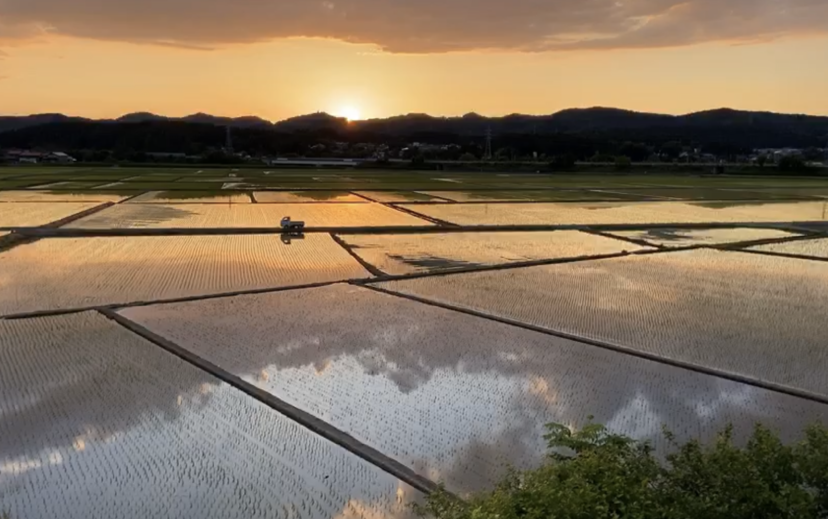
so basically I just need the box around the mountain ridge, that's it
[2,106,828,135]
[1,108,826,152]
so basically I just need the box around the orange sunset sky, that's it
[1,0,827,120]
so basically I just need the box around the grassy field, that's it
[2,166,828,201]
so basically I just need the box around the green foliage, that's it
[588,152,615,162]
[416,422,828,519]
[548,154,577,171]
[615,156,633,170]
[803,148,825,161]
[495,147,514,161]
[778,155,809,172]
[618,142,651,162]
[659,141,684,160]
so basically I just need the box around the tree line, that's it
[0,120,825,165]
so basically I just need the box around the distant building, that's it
[700,153,717,163]
[265,157,362,167]
[146,152,188,160]
[754,148,803,164]
[48,152,77,163]
[374,144,390,161]
[3,149,76,164]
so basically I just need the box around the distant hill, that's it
[114,112,273,128]
[0,113,90,133]
[273,112,348,132]
[2,107,827,138]
[116,112,169,123]
[0,111,278,134]
[1,107,826,154]
[180,113,272,128]
[353,108,828,138]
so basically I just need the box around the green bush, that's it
[778,155,809,172]
[411,154,427,167]
[548,154,577,171]
[416,422,828,519]
[589,153,615,163]
[615,156,633,170]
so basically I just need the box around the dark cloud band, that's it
[0,0,825,52]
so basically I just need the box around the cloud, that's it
[0,0,825,52]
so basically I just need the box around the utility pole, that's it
[225,126,234,154]
[484,127,493,160]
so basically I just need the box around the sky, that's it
[0,0,827,120]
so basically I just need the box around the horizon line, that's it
[3,105,828,124]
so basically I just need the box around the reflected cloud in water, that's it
[122,284,828,493]
[0,312,420,519]
[379,248,828,398]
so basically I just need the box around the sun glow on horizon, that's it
[336,105,362,121]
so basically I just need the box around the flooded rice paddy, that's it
[66,203,428,229]
[1,171,827,517]
[399,201,828,226]
[0,202,103,228]
[355,191,448,203]
[0,234,368,316]
[377,249,828,398]
[0,191,126,203]
[120,284,828,493]
[0,313,420,519]
[338,231,648,275]
[253,191,367,203]
[416,190,642,202]
[127,191,253,204]
[608,228,797,247]
[749,237,828,259]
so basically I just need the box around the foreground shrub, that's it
[416,422,828,519]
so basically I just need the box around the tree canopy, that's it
[417,422,828,519]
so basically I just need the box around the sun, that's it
[337,105,362,122]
